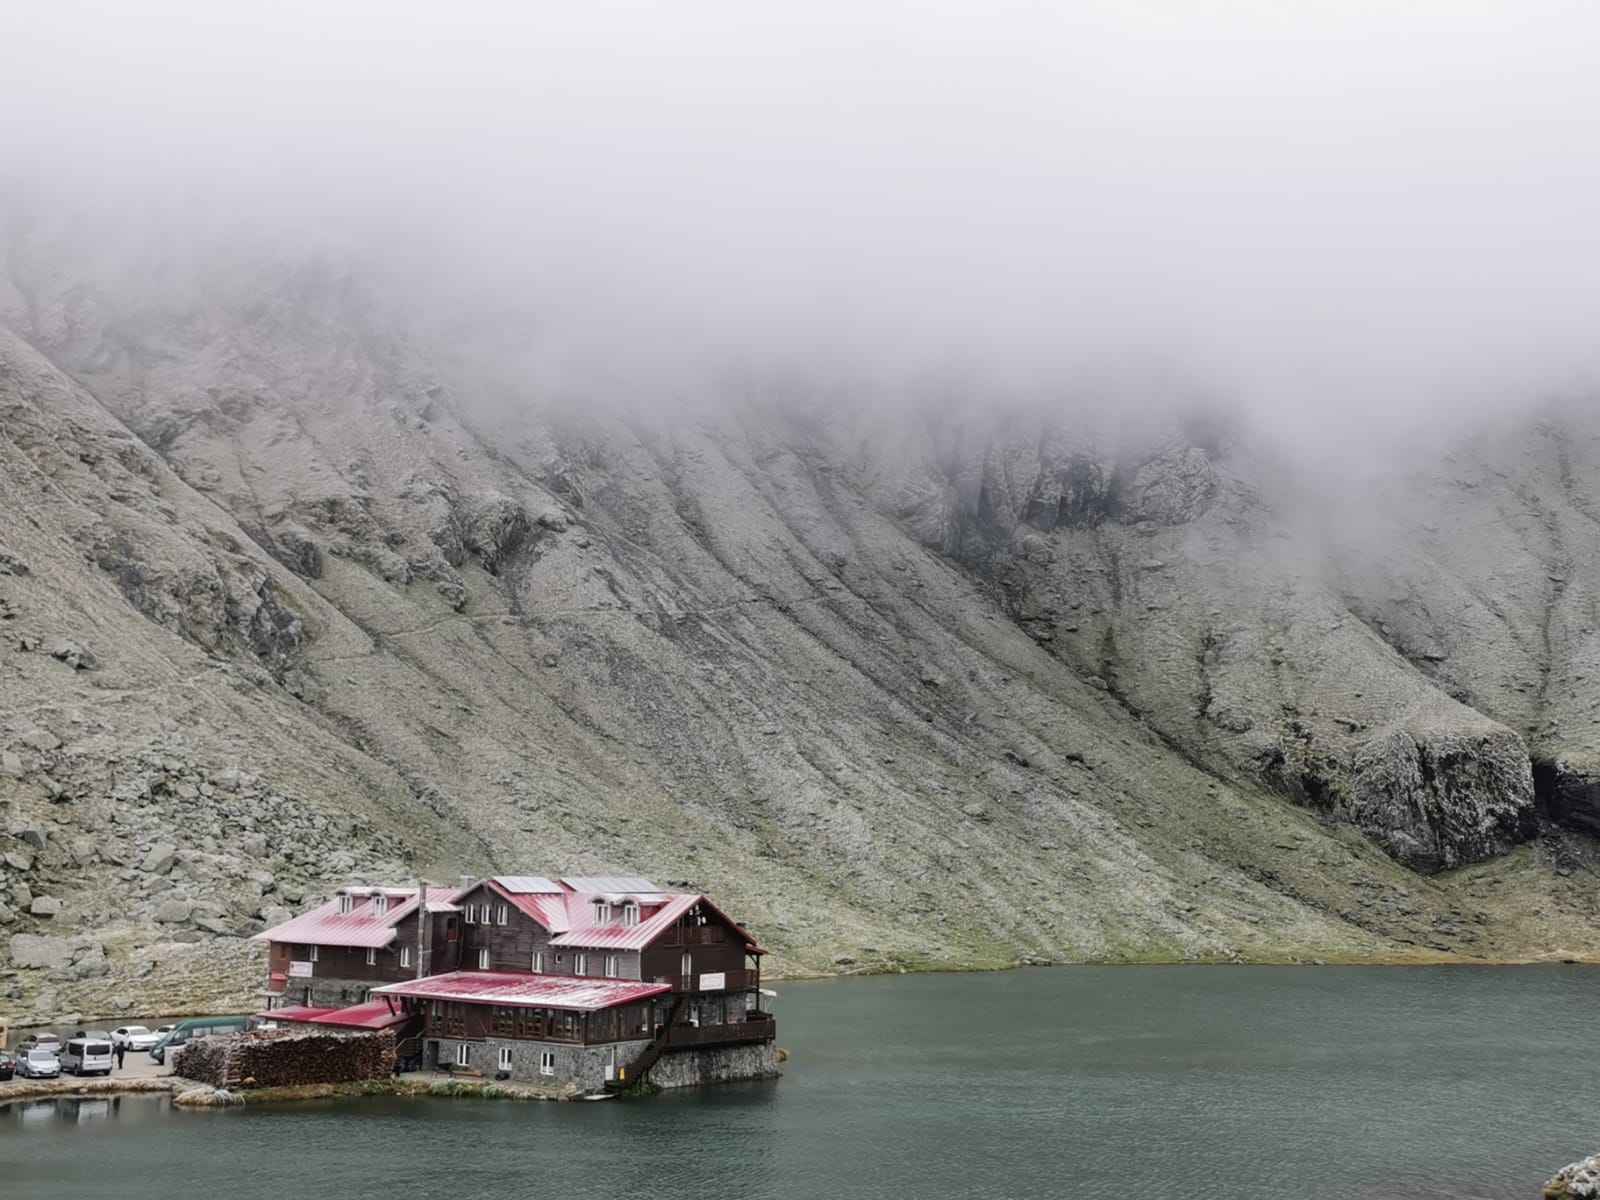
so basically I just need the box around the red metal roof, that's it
[483,880,767,955]
[311,1001,412,1030]
[371,971,670,1011]
[253,886,464,949]
[258,1005,339,1023]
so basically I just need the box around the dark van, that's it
[148,1016,253,1066]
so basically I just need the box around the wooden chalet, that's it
[257,874,775,1092]
[253,884,465,1008]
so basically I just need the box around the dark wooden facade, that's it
[266,907,462,1000]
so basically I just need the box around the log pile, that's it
[176,1028,396,1090]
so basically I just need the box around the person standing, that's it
[114,1040,126,1071]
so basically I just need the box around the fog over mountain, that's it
[4,3,1600,1016]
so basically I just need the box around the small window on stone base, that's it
[498,1046,513,1072]
[539,1051,555,1076]
[455,1044,470,1067]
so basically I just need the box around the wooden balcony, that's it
[663,1012,775,1049]
[653,969,759,993]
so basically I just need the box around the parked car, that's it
[61,1037,114,1076]
[153,1024,175,1039]
[112,1026,162,1051]
[18,1048,61,1079]
[0,1052,15,1081]
[18,1033,61,1053]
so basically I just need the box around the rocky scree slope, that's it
[3,231,1600,1022]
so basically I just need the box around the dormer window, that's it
[372,894,388,916]
[594,902,611,925]
[337,894,354,916]
[622,902,640,926]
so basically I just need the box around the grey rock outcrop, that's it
[6,211,1600,1021]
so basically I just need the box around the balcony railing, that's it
[653,969,759,992]
[663,1013,775,1049]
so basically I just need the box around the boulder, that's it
[30,895,62,918]
[0,751,21,779]
[141,843,179,874]
[1546,1153,1600,1198]
[9,932,73,970]
[17,727,60,751]
[154,899,194,923]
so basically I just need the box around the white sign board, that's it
[288,960,313,978]
[699,972,725,991]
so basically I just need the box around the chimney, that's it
[458,875,476,891]
[416,881,428,980]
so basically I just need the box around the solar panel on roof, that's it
[493,876,564,894]
[561,876,659,894]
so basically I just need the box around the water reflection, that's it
[0,1093,165,1130]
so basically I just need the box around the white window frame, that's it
[478,948,491,970]
[604,954,619,978]
[365,947,376,966]
[309,944,319,962]
[539,1051,555,1077]
[400,945,412,968]
[337,894,353,915]
[498,1046,513,1072]
[372,894,388,916]
[574,953,588,976]
[622,902,640,926]
[455,1044,470,1067]
[495,903,508,926]
[594,902,611,924]
[532,951,544,973]
[681,952,691,979]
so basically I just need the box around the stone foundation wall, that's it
[650,1043,781,1089]
[429,1037,650,1092]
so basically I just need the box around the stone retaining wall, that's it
[650,1043,781,1089]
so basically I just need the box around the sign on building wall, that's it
[700,972,725,991]
[288,961,313,978]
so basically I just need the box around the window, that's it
[455,1044,470,1067]
[372,894,388,916]
[574,953,588,976]
[309,945,319,962]
[301,987,313,1005]
[498,1046,513,1072]
[604,955,618,979]
[495,904,508,926]
[337,894,353,915]
[365,947,376,965]
[539,1051,555,1076]
[594,901,611,924]
[400,946,412,968]
[532,951,544,973]
[681,952,691,979]
[463,904,476,925]
[478,948,491,970]
[622,902,640,926]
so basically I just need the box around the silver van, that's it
[61,1037,115,1076]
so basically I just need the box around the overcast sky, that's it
[4,2,1599,434]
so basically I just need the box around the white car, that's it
[111,1026,162,1051]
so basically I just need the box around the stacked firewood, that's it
[177,1028,397,1089]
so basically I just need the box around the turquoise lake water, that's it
[3,965,1596,1198]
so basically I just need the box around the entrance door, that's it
[604,1045,617,1082]
[426,1040,440,1070]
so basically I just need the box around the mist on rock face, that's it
[5,2,1600,444]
